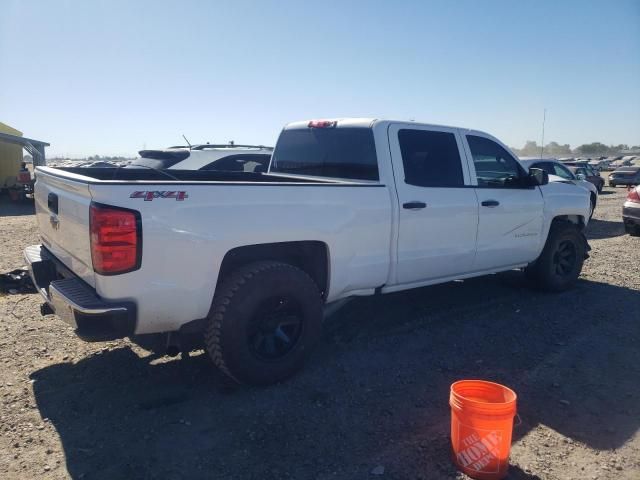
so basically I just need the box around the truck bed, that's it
[32,165,392,334]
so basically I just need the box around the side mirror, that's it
[528,167,549,186]
[576,173,586,180]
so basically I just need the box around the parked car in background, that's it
[608,167,640,187]
[519,158,599,217]
[603,157,621,171]
[589,158,610,171]
[609,157,635,170]
[567,165,605,193]
[623,186,640,236]
[563,161,598,172]
[130,144,273,173]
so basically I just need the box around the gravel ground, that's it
[0,183,638,480]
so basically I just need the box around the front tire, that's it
[525,222,586,292]
[204,261,323,386]
[589,194,596,219]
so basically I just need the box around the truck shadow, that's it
[0,195,35,217]
[585,218,626,240]
[31,275,639,479]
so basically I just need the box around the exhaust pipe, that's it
[40,303,54,316]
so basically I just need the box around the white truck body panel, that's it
[88,182,392,333]
[29,118,591,336]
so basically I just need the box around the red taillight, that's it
[90,203,141,275]
[308,120,337,128]
[627,188,640,204]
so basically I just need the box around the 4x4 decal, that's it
[130,191,189,201]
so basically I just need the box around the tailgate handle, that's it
[47,193,59,214]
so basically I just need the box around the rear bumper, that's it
[24,245,136,341]
[623,205,640,228]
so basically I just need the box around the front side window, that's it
[467,135,525,188]
[398,129,464,187]
[270,127,378,180]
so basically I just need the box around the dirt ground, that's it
[0,183,638,480]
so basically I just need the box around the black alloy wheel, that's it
[552,240,577,277]
[248,296,303,361]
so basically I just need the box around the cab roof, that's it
[283,117,474,132]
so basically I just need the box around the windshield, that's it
[270,127,379,181]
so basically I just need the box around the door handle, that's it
[481,200,500,207]
[402,201,427,210]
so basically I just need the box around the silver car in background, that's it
[519,157,599,218]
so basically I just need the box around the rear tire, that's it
[204,261,323,386]
[589,194,596,219]
[525,222,586,292]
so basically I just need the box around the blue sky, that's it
[1,0,639,157]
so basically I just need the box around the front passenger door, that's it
[462,134,544,271]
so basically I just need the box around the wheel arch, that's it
[551,214,586,230]
[217,241,330,300]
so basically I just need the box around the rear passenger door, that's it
[388,124,479,285]
[461,134,544,270]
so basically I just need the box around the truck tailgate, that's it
[34,169,95,287]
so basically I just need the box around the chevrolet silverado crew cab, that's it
[25,118,591,385]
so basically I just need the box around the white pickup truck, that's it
[25,118,591,385]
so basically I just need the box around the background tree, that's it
[513,140,541,156]
[574,143,609,155]
[544,142,572,156]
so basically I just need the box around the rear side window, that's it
[201,154,270,173]
[552,163,575,180]
[533,162,573,180]
[398,129,464,187]
[270,128,378,180]
[131,150,190,169]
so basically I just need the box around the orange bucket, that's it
[449,380,517,480]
